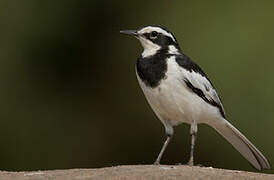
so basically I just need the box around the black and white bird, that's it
[120,25,270,170]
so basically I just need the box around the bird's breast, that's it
[136,53,170,88]
[136,56,195,125]
[136,56,219,126]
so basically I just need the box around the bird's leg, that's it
[188,122,197,166]
[154,135,172,165]
[154,125,173,165]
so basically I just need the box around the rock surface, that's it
[0,165,273,180]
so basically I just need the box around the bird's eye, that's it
[150,31,158,39]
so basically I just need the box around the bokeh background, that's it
[0,0,273,173]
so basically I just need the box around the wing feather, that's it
[175,54,226,117]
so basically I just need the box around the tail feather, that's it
[208,118,270,170]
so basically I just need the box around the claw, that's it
[154,161,160,165]
[187,160,194,166]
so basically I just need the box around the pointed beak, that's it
[120,30,138,36]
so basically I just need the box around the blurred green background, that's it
[0,0,273,173]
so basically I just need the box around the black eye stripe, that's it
[151,31,158,37]
[142,32,177,46]
[143,32,161,39]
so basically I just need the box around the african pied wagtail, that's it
[120,25,270,170]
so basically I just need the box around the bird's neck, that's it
[137,47,179,88]
[167,45,181,55]
[141,46,161,58]
[142,45,181,59]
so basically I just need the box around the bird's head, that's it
[120,25,181,57]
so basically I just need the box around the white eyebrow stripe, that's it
[138,26,176,42]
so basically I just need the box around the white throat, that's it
[139,36,161,57]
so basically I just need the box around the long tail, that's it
[207,118,270,170]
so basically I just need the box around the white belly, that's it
[136,57,220,127]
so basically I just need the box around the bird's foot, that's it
[187,159,194,166]
[154,161,160,165]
